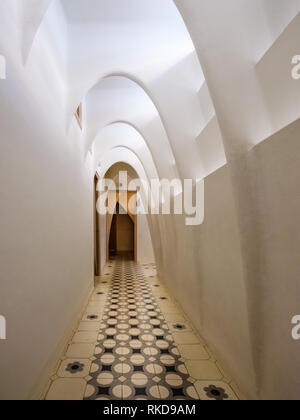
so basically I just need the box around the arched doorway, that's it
[94,162,155,270]
[109,202,135,260]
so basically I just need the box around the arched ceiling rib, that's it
[30,0,212,180]
[95,147,151,204]
[21,0,299,182]
[85,76,177,182]
[92,123,160,182]
[22,0,233,180]
[174,0,300,148]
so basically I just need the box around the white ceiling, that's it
[60,0,182,23]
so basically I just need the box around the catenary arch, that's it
[83,75,179,182]
[92,122,160,183]
[24,1,213,180]
[93,124,183,197]
[95,146,152,200]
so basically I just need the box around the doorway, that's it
[109,202,135,260]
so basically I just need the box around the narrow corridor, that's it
[1,0,299,401]
[44,260,240,401]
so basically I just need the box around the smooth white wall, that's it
[0,1,94,399]
[157,169,256,399]
[250,119,300,400]
[175,0,300,399]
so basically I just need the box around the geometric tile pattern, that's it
[84,259,196,400]
[44,259,241,400]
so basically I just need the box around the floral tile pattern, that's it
[44,259,241,401]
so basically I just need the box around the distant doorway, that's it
[109,203,135,260]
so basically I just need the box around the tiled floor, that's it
[44,259,241,401]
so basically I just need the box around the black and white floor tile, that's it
[84,260,197,400]
[44,259,240,401]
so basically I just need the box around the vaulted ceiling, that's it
[20,0,300,191]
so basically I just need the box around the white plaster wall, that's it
[256,13,300,133]
[174,0,300,399]
[251,119,300,400]
[155,170,256,399]
[157,117,300,400]
[0,1,94,399]
[99,212,107,275]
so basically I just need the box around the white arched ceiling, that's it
[23,0,299,180]
[21,0,67,66]
[61,0,218,180]
[23,0,68,104]
[92,123,160,184]
[174,0,300,150]
[20,0,52,63]
[86,76,177,182]
[21,0,299,178]
[23,0,227,180]
[22,0,300,179]
[95,147,150,194]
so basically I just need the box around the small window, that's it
[75,104,82,129]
